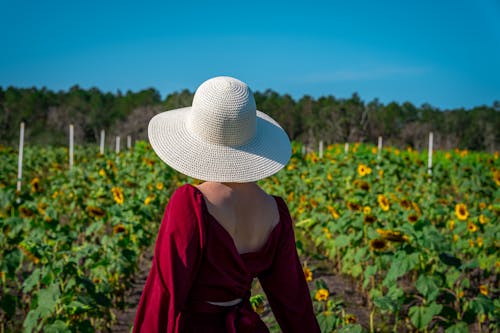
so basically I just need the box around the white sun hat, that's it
[148,76,292,182]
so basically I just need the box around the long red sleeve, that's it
[133,186,205,333]
[258,199,320,333]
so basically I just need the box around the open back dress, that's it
[133,184,320,333]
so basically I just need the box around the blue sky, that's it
[1,0,499,109]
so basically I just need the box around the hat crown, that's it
[187,76,257,147]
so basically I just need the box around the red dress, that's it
[133,184,320,332]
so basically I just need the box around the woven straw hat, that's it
[148,76,291,182]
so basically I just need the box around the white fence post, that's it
[127,135,132,149]
[69,124,74,169]
[100,130,105,155]
[344,142,349,154]
[319,140,323,159]
[17,122,25,194]
[428,132,433,176]
[115,136,120,153]
[377,136,383,160]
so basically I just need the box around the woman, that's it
[133,76,320,332]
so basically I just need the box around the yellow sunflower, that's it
[400,199,412,209]
[30,177,42,193]
[493,170,500,186]
[407,214,419,224]
[363,206,372,215]
[378,194,390,211]
[86,206,106,218]
[113,224,127,234]
[479,285,488,296]
[467,221,478,233]
[364,215,377,224]
[357,164,372,177]
[314,288,329,302]
[376,229,408,242]
[156,182,164,190]
[303,266,313,282]
[327,205,340,219]
[347,201,361,211]
[455,203,469,220]
[479,214,488,225]
[345,314,357,324]
[369,238,388,252]
[112,187,124,205]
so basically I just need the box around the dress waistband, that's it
[186,299,269,333]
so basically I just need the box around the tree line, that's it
[1,85,499,152]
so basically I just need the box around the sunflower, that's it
[144,195,155,206]
[327,205,340,219]
[156,182,164,190]
[19,206,34,218]
[310,198,319,208]
[369,238,388,252]
[400,199,411,209]
[479,285,488,296]
[455,203,469,221]
[347,201,361,211]
[356,180,371,191]
[322,227,332,239]
[493,170,500,186]
[345,314,357,324]
[18,244,39,264]
[30,177,42,193]
[303,266,313,282]
[142,157,155,167]
[467,221,478,233]
[113,224,127,234]
[378,195,390,211]
[86,206,106,218]
[407,214,419,224]
[37,202,48,216]
[477,237,483,247]
[364,215,377,224]
[357,164,372,177]
[107,160,118,173]
[363,206,371,215]
[479,202,486,210]
[449,220,456,230]
[314,288,329,302]
[112,187,124,205]
[479,214,488,225]
[98,169,106,177]
[376,229,408,242]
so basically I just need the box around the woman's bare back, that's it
[195,182,279,254]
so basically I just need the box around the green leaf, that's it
[316,311,339,332]
[44,320,71,333]
[23,308,41,333]
[469,295,494,314]
[383,252,419,286]
[338,324,364,333]
[22,268,41,293]
[409,302,443,330]
[416,275,440,302]
[37,282,61,317]
[373,296,396,312]
[445,322,469,333]
[334,234,351,248]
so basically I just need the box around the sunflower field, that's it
[0,142,499,332]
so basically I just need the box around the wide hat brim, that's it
[148,107,292,182]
